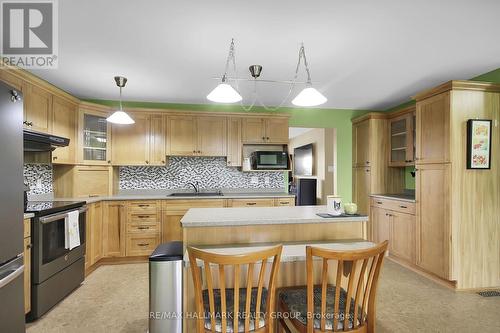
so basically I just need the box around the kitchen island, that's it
[180,205,369,332]
[181,205,368,247]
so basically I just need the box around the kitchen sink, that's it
[168,192,224,197]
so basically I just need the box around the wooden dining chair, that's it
[277,241,388,333]
[188,245,283,333]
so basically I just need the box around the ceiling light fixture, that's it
[207,40,242,103]
[207,40,327,109]
[107,76,135,125]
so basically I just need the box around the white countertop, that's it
[30,192,295,204]
[181,205,368,227]
[24,213,34,219]
[184,240,376,265]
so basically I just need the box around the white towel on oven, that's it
[65,210,80,250]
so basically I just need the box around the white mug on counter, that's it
[327,195,343,216]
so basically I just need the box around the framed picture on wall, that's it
[466,119,492,169]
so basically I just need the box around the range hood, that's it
[23,129,69,152]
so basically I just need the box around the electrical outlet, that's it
[251,176,259,185]
[36,179,42,189]
[264,177,270,185]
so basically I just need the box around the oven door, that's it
[33,207,86,284]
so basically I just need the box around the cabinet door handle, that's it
[145,161,149,164]
[137,226,150,230]
[26,244,32,250]
[161,160,165,164]
[399,205,407,209]
[137,243,150,247]
[138,204,149,208]
[53,156,58,160]
[198,150,201,154]
[246,202,257,206]
[279,202,288,205]
[376,201,383,204]
[193,150,196,154]
[366,161,370,164]
[107,160,111,164]
[137,215,149,218]
[266,137,270,140]
[262,136,265,141]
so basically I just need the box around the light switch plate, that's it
[251,176,259,185]
[264,176,270,185]
[36,179,42,189]
[328,165,335,172]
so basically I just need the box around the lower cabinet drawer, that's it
[128,201,158,213]
[230,199,275,207]
[126,234,160,256]
[274,197,295,206]
[128,213,158,223]
[370,197,416,215]
[126,223,160,234]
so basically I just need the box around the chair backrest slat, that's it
[233,264,240,332]
[306,241,388,333]
[188,245,282,333]
[333,260,343,331]
[218,265,227,333]
[343,259,357,331]
[244,263,254,331]
[320,258,329,331]
[204,263,217,332]
[353,259,368,329]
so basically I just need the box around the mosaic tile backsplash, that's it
[24,164,53,195]
[119,157,285,190]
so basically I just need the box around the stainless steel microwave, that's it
[251,151,289,169]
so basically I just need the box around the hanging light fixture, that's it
[291,44,327,107]
[206,39,242,103]
[207,40,326,108]
[107,76,135,125]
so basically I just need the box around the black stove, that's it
[25,201,86,216]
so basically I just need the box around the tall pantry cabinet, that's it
[414,81,500,289]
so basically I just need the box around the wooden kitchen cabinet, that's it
[226,117,242,167]
[197,116,226,156]
[415,163,451,279]
[24,82,52,133]
[102,201,126,257]
[241,117,288,144]
[388,108,416,167]
[391,211,416,263]
[78,104,112,165]
[352,167,371,215]
[150,114,166,165]
[371,206,390,243]
[274,197,295,206]
[352,119,370,167]
[228,198,275,207]
[0,69,23,91]
[51,96,78,164]
[111,113,151,165]
[166,115,197,156]
[53,165,112,198]
[416,92,450,164]
[90,202,103,264]
[161,214,183,243]
[125,201,160,256]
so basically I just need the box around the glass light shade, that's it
[207,83,242,103]
[291,87,327,107]
[106,111,135,124]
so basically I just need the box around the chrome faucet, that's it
[187,182,199,193]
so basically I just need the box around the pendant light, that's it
[291,44,327,107]
[107,76,135,125]
[206,39,242,103]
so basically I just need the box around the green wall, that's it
[85,99,371,201]
[472,68,500,82]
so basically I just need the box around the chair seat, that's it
[279,286,360,331]
[202,287,268,333]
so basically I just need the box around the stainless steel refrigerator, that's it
[0,80,26,332]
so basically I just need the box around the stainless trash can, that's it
[149,241,183,333]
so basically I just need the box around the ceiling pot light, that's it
[292,86,327,107]
[107,76,135,125]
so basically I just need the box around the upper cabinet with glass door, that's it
[78,103,112,165]
[388,106,416,167]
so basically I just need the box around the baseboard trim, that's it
[85,256,149,277]
[387,255,457,290]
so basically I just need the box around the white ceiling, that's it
[29,0,500,110]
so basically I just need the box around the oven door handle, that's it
[39,207,88,224]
